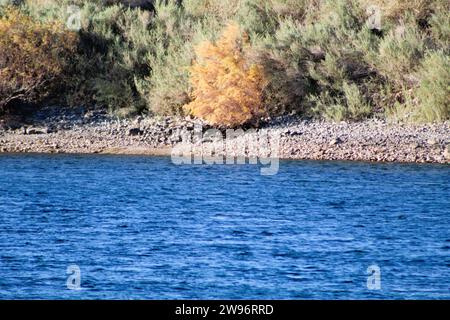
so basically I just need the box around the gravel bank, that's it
[0,106,449,163]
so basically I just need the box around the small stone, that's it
[427,138,438,146]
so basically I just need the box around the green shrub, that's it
[309,82,371,121]
[235,0,278,36]
[183,0,239,21]
[136,0,197,115]
[252,18,312,116]
[429,3,450,51]
[270,0,319,20]
[375,16,426,87]
[137,39,193,116]
[413,51,450,122]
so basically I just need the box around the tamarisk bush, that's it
[184,23,267,127]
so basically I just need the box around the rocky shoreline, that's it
[0,106,449,163]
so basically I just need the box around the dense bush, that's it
[375,16,425,86]
[185,23,267,127]
[251,18,312,116]
[393,51,450,123]
[0,7,78,109]
[136,0,198,116]
[1,0,448,124]
[16,0,155,115]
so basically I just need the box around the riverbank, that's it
[0,106,449,163]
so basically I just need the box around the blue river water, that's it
[0,154,449,299]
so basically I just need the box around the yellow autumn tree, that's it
[0,7,78,109]
[184,22,267,127]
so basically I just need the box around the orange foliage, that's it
[0,8,78,109]
[184,23,267,127]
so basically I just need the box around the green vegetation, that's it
[0,0,449,125]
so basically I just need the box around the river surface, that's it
[0,154,449,299]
